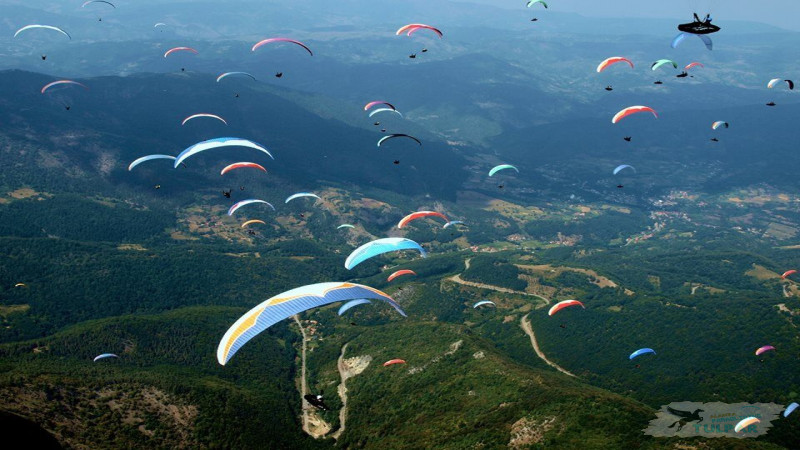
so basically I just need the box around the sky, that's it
[468,0,800,31]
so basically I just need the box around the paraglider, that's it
[781,270,797,279]
[364,101,396,111]
[671,33,712,51]
[82,0,114,20]
[82,1,115,8]
[629,348,656,360]
[304,394,330,411]
[678,13,720,34]
[369,108,403,118]
[252,38,313,56]
[338,299,372,316]
[548,300,585,316]
[605,86,613,91]
[275,72,283,78]
[14,283,26,288]
[344,238,426,270]
[14,25,71,40]
[397,211,449,229]
[174,137,273,167]
[93,353,118,362]
[396,24,443,38]
[623,137,632,142]
[285,192,320,204]
[217,282,405,365]
[488,164,519,177]
[755,345,775,356]
[181,113,227,126]
[784,402,799,418]
[734,417,759,433]
[684,62,705,71]
[654,81,663,85]
[383,359,406,367]
[613,165,635,175]
[526,0,547,8]
[443,221,465,229]
[222,189,231,198]
[710,138,719,142]
[337,224,355,229]
[128,154,176,171]
[216,72,256,83]
[221,162,267,176]
[387,269,417,282]
[612,106,658,124]
[766,102,776,107]
[40,80,88,94]
[164,47,198,58]
[227,199,275,216]
[711,121,728,130]
[473,300,496,309]
[768,78,794,90]
[377,134,421,147]
[241,219,266,228]
[651,59,678,71]
[596,57,633,73]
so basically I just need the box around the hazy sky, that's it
[469,0,800,31]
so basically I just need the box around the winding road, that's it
[446,258,550,303]
[293,315,330,439]
[331,343,349,440]
[521,314,577,378]
[447,258,575,378]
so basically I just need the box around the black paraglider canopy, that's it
[678,13,720,34]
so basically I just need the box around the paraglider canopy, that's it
[41,80,88,94]
[93,353,119,362]
[182,113,227,126]
[596,57,633,73]
[338,299,372,316]
[548,300,584,316]
[128,154,175,171]
[221,162,266,176]
[285,192,321,204]
[397,211,449,229]
[489,164,519,177]
[784,402,799,418]
[612,106,658,124]
[241,219,266,228]
[383,359,406,366]
[629,348,656,360]
[228,199,275,216]
[387,269,417,282]
[217,282,405,365]
[613,165,636,175]
[755,345,775,356]
[14,25,71,39]
[252,38,313,55]
[344,238,426,270]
